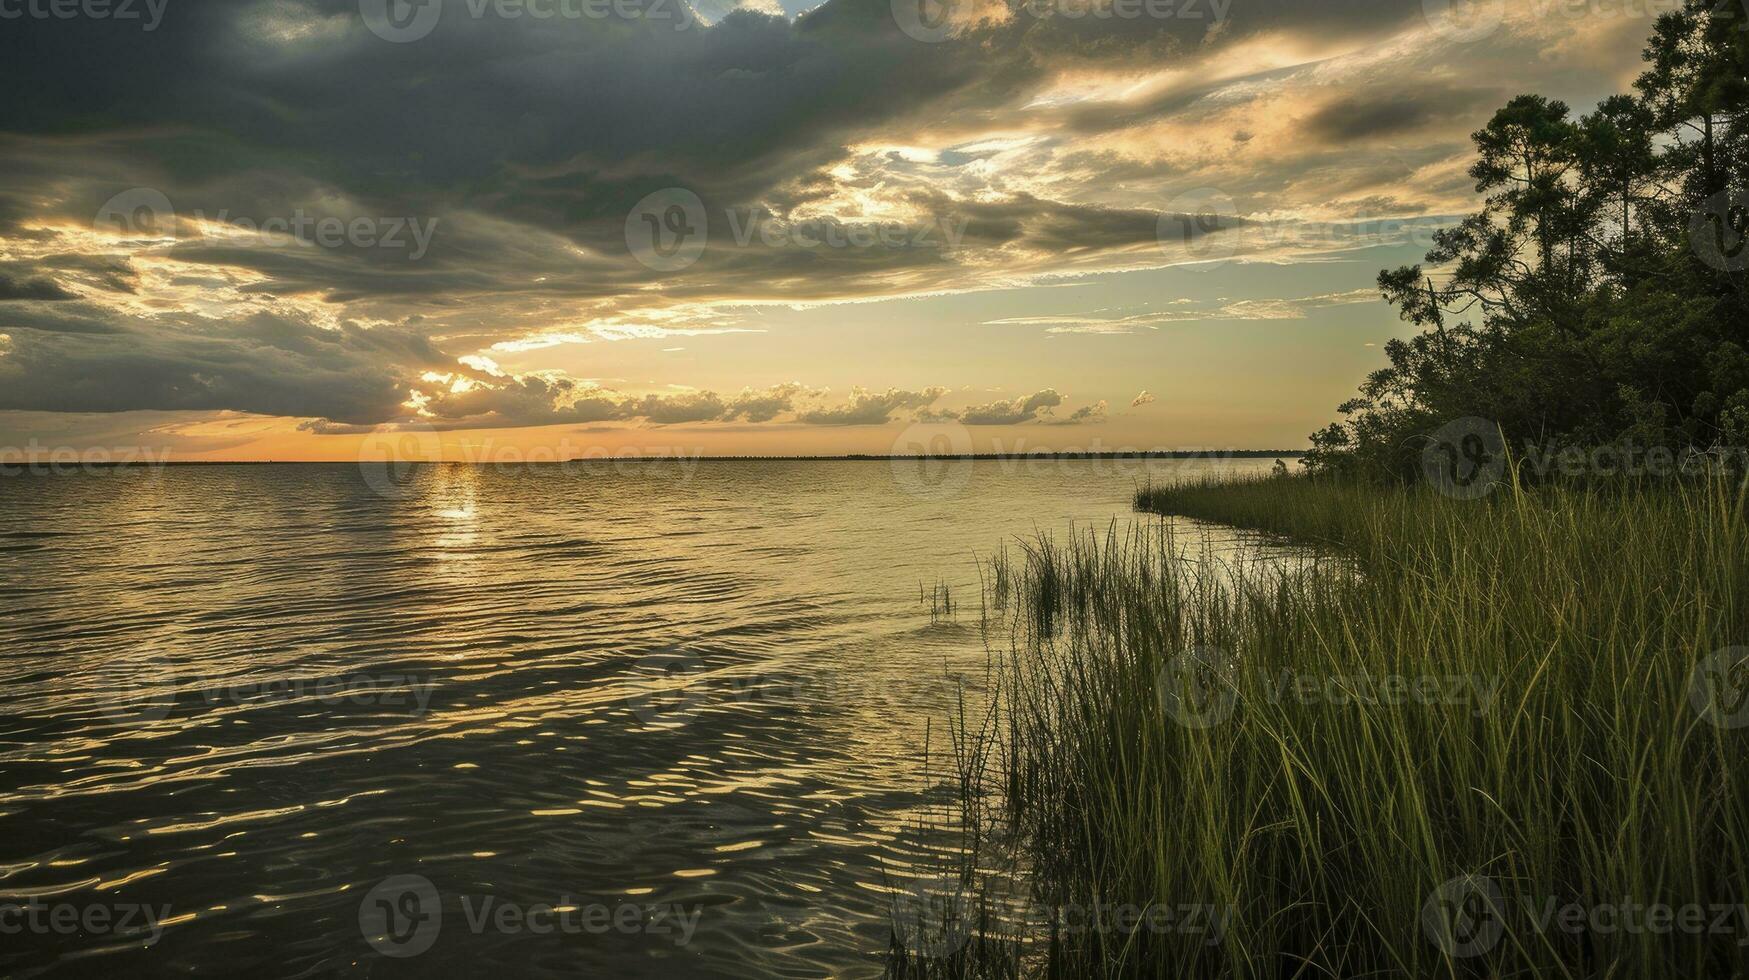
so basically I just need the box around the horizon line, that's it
[15,449,1310,467]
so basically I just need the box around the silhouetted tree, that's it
[1306,0,1749,479]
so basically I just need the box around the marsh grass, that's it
[923,580,958,623]
[909,472,1749,978]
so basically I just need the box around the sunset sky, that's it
[0,0,1660,460]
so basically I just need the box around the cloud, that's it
[724,382,811,422]
[0,0,1652,430]
[1044,399,1107,425]
[956,388,1065,425]
[1131,390,1156,407]
[0,306,445,423]
[1300,86,1498,143]
[793,387,947,425]
[0,0,1502,328]
[299,379,990,431]
[936,388,1104,425]
[0,284,1098,431]
[0,273,76,302]
[988,288,1384,334]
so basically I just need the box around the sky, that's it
[0,0,1665,460]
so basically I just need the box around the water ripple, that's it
[0,458,1279,978]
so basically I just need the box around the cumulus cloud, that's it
[723,382,811,423]
[1044,399,1108,425]
[793,387,948,426]
[300,377,1060,432]
[953,388,1065,425]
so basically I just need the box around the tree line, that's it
[1305,0,1749,480]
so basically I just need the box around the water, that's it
[0,458,1281,978]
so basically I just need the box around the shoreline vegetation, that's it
[891,4,1749,973]
[894,471,1748,978]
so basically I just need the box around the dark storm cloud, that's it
[2,1,979,221]
[34,253,143,294]
[0,273,76,301]
[1301,86,1500,143]
[0,307,446,423]
[0,278,1106,431]
[0,303,125,334]
[0,0,1463,426]
[0,0,1426,240]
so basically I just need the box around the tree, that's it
[1308,0,1749,481]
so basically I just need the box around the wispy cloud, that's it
[986,288,1382,335]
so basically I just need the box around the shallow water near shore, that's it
[0,458,1284,978]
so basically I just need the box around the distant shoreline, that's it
[45,451,1309,467]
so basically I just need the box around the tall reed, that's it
[926,474,1749,977]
